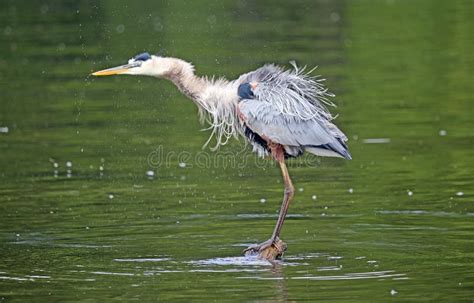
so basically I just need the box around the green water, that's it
[1,0,473,301]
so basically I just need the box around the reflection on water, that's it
[0,0,473,301]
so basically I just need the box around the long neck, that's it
[161,58,207,101]
[152,57,242,149]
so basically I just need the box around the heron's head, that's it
[92,52,171,77]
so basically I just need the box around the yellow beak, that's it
[92,63,139,76]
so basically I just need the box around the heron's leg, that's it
[270,159,295,241]
[243,146,294,259]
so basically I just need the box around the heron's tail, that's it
[305,140,352,160]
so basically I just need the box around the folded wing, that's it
[239,99,351,159]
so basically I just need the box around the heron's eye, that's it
[133,52,151,61]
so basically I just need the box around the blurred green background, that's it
[0,0,472,301]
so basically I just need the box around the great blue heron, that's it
[92,52,351,260]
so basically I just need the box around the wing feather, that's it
[239,99,351,159]
[237,63,335,120]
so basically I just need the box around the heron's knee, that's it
[285,184,295,197]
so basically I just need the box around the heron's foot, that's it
[243,237,287,261]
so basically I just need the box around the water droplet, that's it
[4,27,12,36]
[99,166,104,171]
[330,12,340,22]
[344,39,353,47]
[116,24,125,34]
[207,15,217,25]
[108,194,114,199]
[407,190,413,196]
[390,289,398,296]
[0,126,9,133]
[40,5,49,15]
[348,188,354,194]
[53,162,59,168]
[439,129,447,136]
[260,198,266,203]
[312,195,317,200]
[178,162,186,168]
[146,170,155,177]
[153,22,163,32]
[66,161,72,168]
[153,17,164,32]
[298,187,304,192]
[456,192,464,196]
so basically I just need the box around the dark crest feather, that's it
[134,52,151,61]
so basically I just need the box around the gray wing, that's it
[239,99,351,159]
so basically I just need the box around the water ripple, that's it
[238,270,407,281]
[376,210,471,218]
[188,256,273,266]
[90,271,135,276]
[291,270,407,281]
[114,258,171,263]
